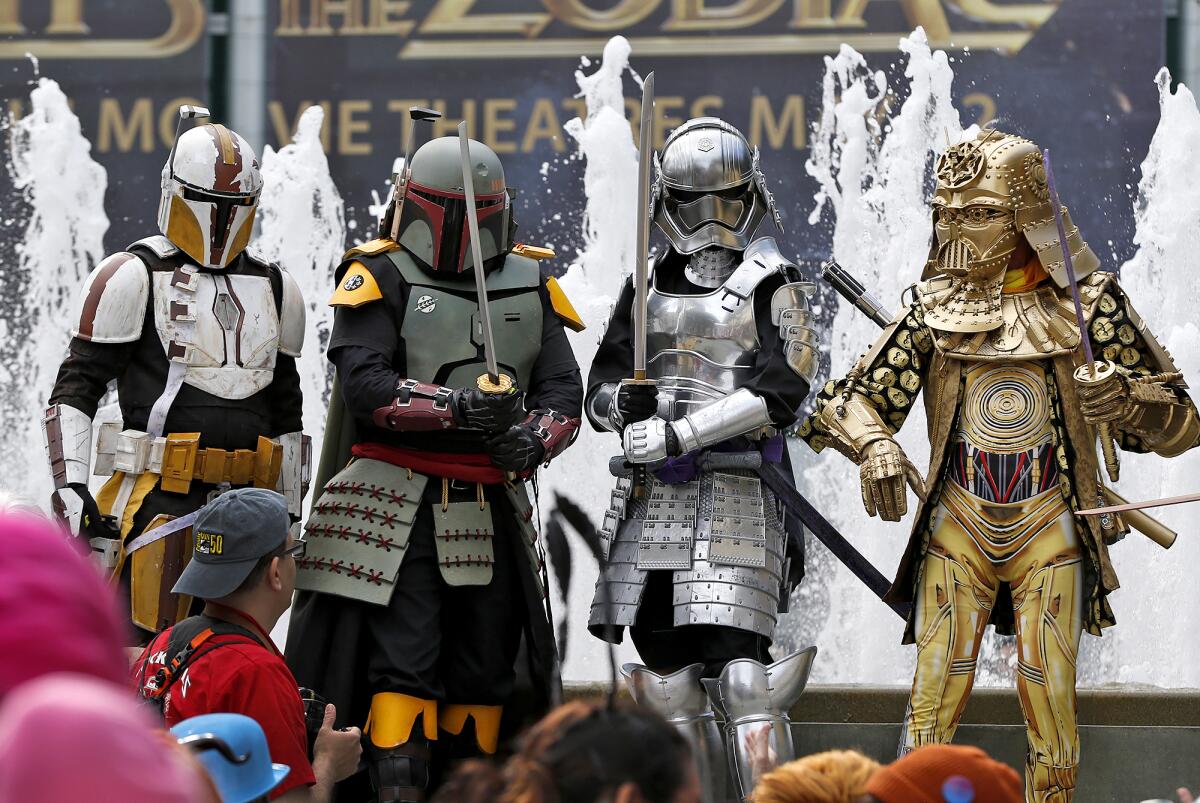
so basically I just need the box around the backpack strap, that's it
[141,615,259,712]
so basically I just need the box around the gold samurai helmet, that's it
[922,129,1100,333]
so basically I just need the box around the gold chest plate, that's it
[959,363,1053,454]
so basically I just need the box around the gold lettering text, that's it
[47,0,88,34]
[386,99,430,152]
[946,0,1054,27]
[431,99,476,139]
[339,100,372,155]
[310,0,368,35]
[368,0,415,34]
[522,98,565,153]
[0,0,23,35]
[540,0,659,32]
[654,96,685,147]
[963,92,997,127]
[749,94,804,150]
[483,98,518,154]
[97,98,154,153]
[277,0,304,33]
[665,0,783,32]
[423,0,550,37]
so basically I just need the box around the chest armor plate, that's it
[645,255,773,421]
[948,362,1060,504]
[152,270,280,400]
[391,252,543,392]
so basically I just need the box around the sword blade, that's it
[632,72,655,381]
[1042,149,1095,368]
[459,121,500,384]
[1077,491,1200,517]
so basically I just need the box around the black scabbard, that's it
[757,461,910,620]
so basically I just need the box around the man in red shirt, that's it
[133,488,361,801]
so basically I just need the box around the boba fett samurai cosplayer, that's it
[43,108,307,636]
[286,130,583,802]
[587,117,821,800]
[801,130,1200,803]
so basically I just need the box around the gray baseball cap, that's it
[172,488,291,599]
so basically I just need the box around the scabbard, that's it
[755,461,909,619]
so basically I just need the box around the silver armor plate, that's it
[590,467,786,639]
[635,479,699,570]
[645,242,782,421]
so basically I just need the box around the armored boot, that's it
[365,693,437,803]
[623,663,729,803]
[702,647,817,801]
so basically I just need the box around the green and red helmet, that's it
[393,136,512,273]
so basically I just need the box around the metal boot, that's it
[623,662,730,803]
[702,646,817,801]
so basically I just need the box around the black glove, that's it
[486,425,546,472]
[52,483,117,540]
[451,386,526,432]
[615,382,659,425]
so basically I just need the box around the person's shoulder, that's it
[331,239,407,308]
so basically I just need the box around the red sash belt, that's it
[351,443,511,484]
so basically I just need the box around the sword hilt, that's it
[476,373,515,395]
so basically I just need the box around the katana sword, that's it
[458,120,510,393]
[1043,149,1121,483]
[631,71,655,382]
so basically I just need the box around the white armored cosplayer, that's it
[43,109,308,634]
[586,117,820,800]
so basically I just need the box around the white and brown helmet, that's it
[157,113,262,270]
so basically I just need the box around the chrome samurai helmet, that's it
[392,136,512,273]
[924,128,1100,332]
[652,117,782,255]
[158,108,262,270]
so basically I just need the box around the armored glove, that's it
[623,416,682,465]
[452,386,526,432]
[859,439,925,522]
[1074,360,1131,426]
[614,382,659,425]
[486,425,546,472]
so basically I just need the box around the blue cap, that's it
[172,713,290,803]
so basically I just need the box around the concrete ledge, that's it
[566,682,1200,726]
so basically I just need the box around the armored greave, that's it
[703,647,817,801]
[365,693,437,802]
[904,488,1082,803]
[623,663,729,803]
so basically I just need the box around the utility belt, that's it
[95,424,283,494]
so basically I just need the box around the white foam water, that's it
[547,35,644,681]
[255,104,346,499]
[2,76,109,507]
[787,28,977,685]
[1101,68,1200,689]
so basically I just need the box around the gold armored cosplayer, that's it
[800,129,1200,803]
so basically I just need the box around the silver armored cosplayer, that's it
[588,115,821,802]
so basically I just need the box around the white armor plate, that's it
[152,271,280,399]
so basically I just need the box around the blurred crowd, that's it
[0,500,1194,803]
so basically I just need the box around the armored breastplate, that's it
[947,362,1060,503]
[390,251,543,392]
[646,249,779,422]
[151,268,280,401]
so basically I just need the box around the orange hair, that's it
[752,750,882,803]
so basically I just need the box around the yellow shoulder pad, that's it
[512,242,556,261]
[342,237,400,261]
[545,276,586,332]
[329,261,383,308]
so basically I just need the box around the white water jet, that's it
[2,76,109,506]
[1103,68,1200,689]
[255,104,346,499]
[793,28,980,685]
[548,35,643,682]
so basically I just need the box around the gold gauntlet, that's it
[1075,362,1200,457]
[815,392,893,463]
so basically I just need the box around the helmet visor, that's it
[181,183,258,255]
[406,180,508,272]
[666,185,750,234]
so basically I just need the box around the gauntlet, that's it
[1074,361,1200,457]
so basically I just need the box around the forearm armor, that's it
[43,403,93,488]
[372,379,458,432]
[276,431,312,516]
[1121,374,1200,457]
[672,387,772,453]
[814,391,894,464]
[585,382,622,433]
[524,408,581,463]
